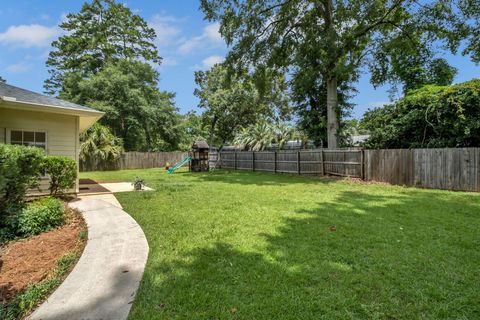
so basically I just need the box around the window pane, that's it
[23,131,34,142]
[11,130,22,142]
[35,132,46,143]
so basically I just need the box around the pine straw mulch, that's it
[0,205,87,304]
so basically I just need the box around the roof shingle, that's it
[0,82,101,113]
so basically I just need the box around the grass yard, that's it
[80,169,480,319]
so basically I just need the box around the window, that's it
[10,130,46,150]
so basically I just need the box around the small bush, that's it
[0,144,44,221]
[43,156,77,196]
[12,197,65,237]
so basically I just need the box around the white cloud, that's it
[178,38,201,55]
[0,24,60,48]
[40,14,50,20]
[202,22,222,43]
[149,14,181,47]
[6,62,32,73]
[161,57,178,67]
[194,55,224,70]
[178,23,224,55]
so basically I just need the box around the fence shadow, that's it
[180,169,339,187]
[130,189,480,319]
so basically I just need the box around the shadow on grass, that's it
[130,190,480,319]
[175,169,339,187]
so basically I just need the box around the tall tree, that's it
[71,59,180,151]
[200,0,459,148]
[194,64,291,145]
[45,0,160,95]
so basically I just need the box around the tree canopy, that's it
[45,0,160,95]
[68,59,181,151]
[194,64,291,145]
[45,0,189,152]
[200,0,468,148]
[361,79,480,148]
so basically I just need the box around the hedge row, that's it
[0,144,77,228]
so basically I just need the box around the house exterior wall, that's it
[0,106,80,195]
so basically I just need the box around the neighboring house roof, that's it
[351,134,370,145]
[0,82,103,132]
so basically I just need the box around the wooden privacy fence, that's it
[364,148,480,192]
[80,151,187,172]
[217,148,480,192]
[218,149,363,178]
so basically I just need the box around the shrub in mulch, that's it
[0,205,87,319]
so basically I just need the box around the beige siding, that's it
[0,127,5,143]
[0,106,80,195]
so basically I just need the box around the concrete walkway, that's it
[29,198,149,320]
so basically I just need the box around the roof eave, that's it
[0,97,104,133]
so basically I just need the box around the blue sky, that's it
[1,0,479,119]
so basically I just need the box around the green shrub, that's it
[43,156,77,195]
[0,145,44,221]
[361,79,480,148]
[12,197,65,237]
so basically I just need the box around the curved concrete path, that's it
[29,198,149,320]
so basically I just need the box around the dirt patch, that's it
[0,206,87,303]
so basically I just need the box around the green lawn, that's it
[80,169,480,319]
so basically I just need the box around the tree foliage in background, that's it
[361,79,480,148]
[45,0,160,95]
[369,28,457,96]
[70,59,180,151]
[0,76,5,83]
[45,0,186,152]
[80,123,124,166]
[437,0,480,63]
[233,121,298,151]
[194,64,291,146]
[292,76,355,147]
[201,0,472,148]
[177,112,210,151]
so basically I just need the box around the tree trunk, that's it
[326,77,339,149]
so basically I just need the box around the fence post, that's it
[274,151,277,173]
[360,149,365,180]
[321,149,325,176]
[297,151,301,175]
[252,151,255,171]
[234,152,237,170]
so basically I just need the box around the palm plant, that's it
[234,121,300,151]
[80,123,124,166]
[234,121,275,151]
[274,122,296,150]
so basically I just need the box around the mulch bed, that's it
[0,206,87,303]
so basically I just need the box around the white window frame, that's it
[6,128,48,153]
